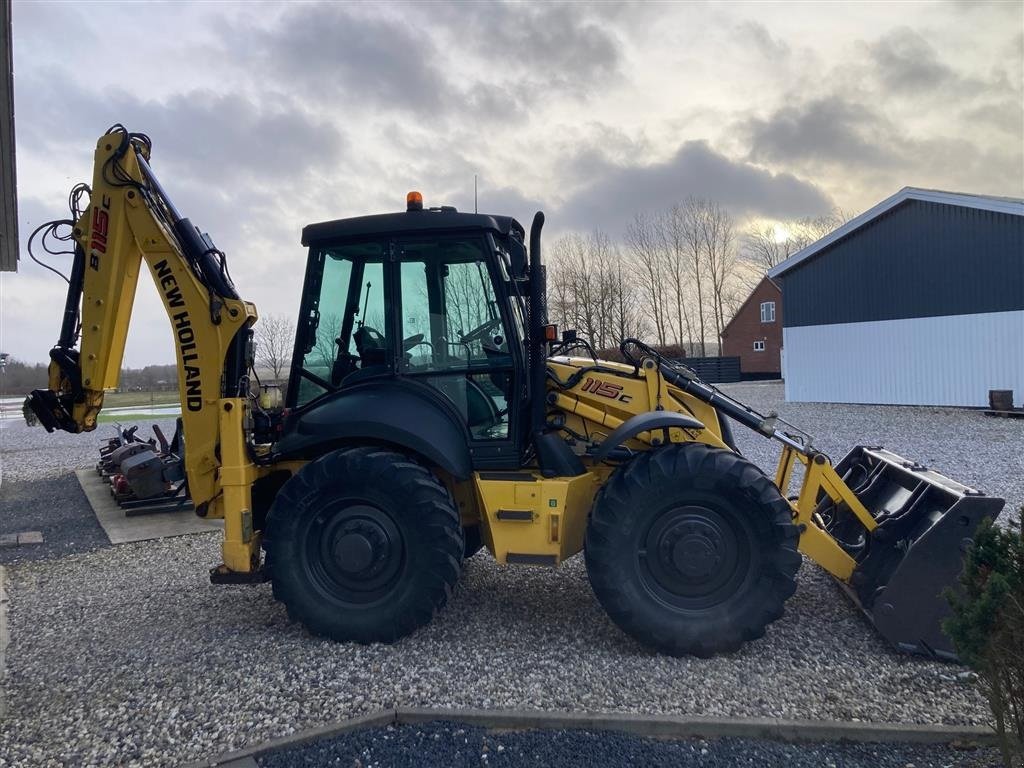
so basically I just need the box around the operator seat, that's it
[353,325,387,367]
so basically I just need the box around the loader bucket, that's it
[823,447,1004,660]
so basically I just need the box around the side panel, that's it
[474,472,597,564]
[783,310,1024,406]
[546,359,729,456]
[781,200,1024,328]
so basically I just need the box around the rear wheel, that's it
[585,443,801,657]
[264,447,463,643]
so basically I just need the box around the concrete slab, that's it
[75,469,222,544]
[16,531,42,545]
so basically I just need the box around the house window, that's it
[753,340,765,352]
[760,301,776,323]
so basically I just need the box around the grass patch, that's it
[97,410,180,424]
[102,391,180,408]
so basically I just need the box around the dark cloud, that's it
[223,5,453,115]
[124,91,346,183]
[557,141,833,234]
[962,100,1024,136]
[868,28,955,92]
[224,2,625,116]
[736,21,790,61]
[450,183,546,229]
[420,1,623,98]
[744,96,895,167]
[15,69,345,184]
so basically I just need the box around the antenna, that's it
[474,174,478,214]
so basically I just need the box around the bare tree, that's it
[625,213,668,346]
[547,231,645,351]
[675,199,710,357]
[255,313,296,381]
[548,233,591,341]
[311,312,342,368]
[657,205,689,349]
[694,199,738,354]
[742,208,851,273]
[611,255,644,345]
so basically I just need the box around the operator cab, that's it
[286,195,530,453]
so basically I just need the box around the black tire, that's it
[585,443,801,657]
[264,446,463,643]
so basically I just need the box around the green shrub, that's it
[945,508,1024,768]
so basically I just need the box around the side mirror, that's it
[508,238,528,280]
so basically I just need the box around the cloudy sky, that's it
[3,0,1021,367]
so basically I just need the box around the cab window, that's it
[294,241,388,406]
[397,237,514,440]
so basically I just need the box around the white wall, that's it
[783,310,1024,406]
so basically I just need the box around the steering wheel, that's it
[402,333,431,352]
[459,317,502,345]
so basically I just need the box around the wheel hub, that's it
[333,532,375,573]
[640,504,749,610]
[669,526,722,581]
[308,503,405,603]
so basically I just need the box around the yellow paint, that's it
[474,472,596,564]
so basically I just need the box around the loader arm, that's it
[26,127,263,573]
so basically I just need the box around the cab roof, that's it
[302,208,525,247]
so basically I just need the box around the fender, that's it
[275,379,473,479]
[592,411,705,463]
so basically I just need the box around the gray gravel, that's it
[0,418,179,565]
[719,381,1024,522]
[0,384,1017,767]
[0,417,180,485]
[0,534,996,767]
[258,721,1002,768]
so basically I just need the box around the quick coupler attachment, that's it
[820,446,1004,660]
[24,389,77,433]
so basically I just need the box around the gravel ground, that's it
[0,384,1019,767]
[258,721,1002,768]
[0,533,997,767]
[0,418,179,565]
[721,382,1023,523]
[0,417,180,486]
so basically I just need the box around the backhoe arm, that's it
[27,127,263,573]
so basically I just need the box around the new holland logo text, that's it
[155,260,203,412]
[88,195,112,271]
[581,377,632,403]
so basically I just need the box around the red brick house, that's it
[721,276,782,378]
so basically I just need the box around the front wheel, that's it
[264,447,463,643]
[585,444,801,657]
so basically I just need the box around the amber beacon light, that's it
[406,191,423,211]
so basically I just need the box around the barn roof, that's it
[767,187,1024,279]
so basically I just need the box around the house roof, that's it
[767,187,1024,279]
[721,275,781,337]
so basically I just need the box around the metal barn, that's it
[769,188,1024,407]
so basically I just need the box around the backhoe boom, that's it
[27,127,263,573]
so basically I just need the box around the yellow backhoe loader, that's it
[26,127,1003,659]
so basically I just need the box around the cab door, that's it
[394,234,522,468]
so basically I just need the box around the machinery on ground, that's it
[25,128,1004,659]
[96,421,190,514]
